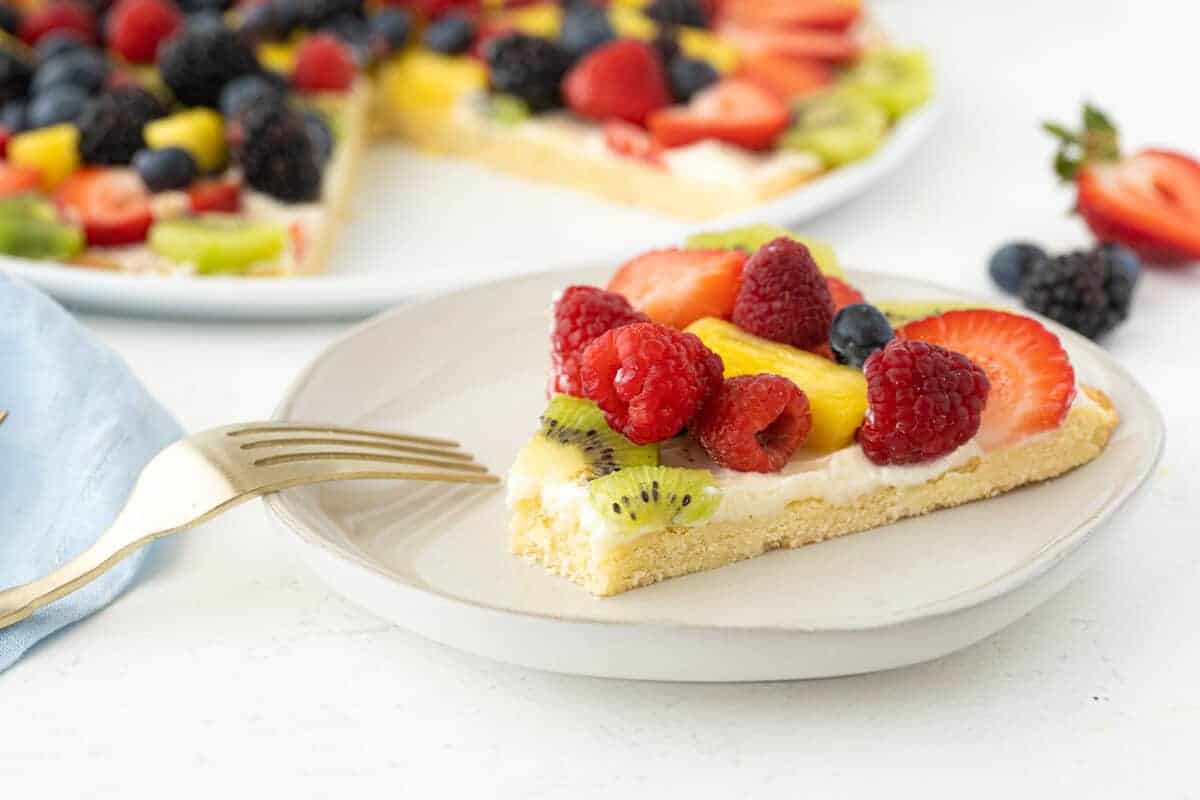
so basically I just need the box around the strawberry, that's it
[188,177,242,213]
[648,79,789,151]
[603,121,664,167]
[714,0,861,31]
[715,23,859,64]
[19,1,97,45]
[825,275,864,311]
[0,163,42,196]
[106,0,182,64]
[737,52,832,101]
[291,33,357,93]
[0,127,11,159]
[563,39,672,126]
[898,309,1076,451]
[1045,104,1200,265]
[607,247,747,329]
[56,168,153,246]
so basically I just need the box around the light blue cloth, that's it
[0,272,181,671]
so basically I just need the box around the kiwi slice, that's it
[0,195,84,261]
[685,224,845,279]
[487,94,531,125]
[588,465,720,534]
[875,300,998,327]
[843,48,932,119]
[782,89,887,168]
[513,395,659,483]
[148,215,287,275]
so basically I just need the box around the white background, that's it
[4,0,1200,796]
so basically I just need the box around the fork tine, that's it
[252,450,496,477]
[237,436,477,461]
[227,423,460,449]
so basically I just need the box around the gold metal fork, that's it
[0,421,499,631]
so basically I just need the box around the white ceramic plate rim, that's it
[263,267,1165,634]
[0,101,940,320]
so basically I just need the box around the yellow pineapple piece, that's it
[686,317,868,453]
[145,108,226,173]
[9,124,80,189]
[505,3,562,37]
[378,51,487,115]
[609,6,657,40]
[257,41,297,73]
[678,27,740,73]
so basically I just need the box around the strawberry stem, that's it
[1043,103,1121,181]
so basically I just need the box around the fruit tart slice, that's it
[506,228,1119,596]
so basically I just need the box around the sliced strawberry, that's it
[898,310,1076,450]
[188,177,242,213]
[716,23,860,64]
[737,52,832,101]
[563,39,672,126]
[825,275,864,311]
[607,247,747,329]
[19,1,97,45]
[648,79,789,151]
[0,163,42,196]
[56,168,153,246]
[603,121,664,168]
[715,0,861,31]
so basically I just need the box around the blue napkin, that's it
[0,272,182,671]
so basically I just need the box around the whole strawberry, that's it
[550,285,647,397]
[732,236,834,350]
[1045,104,1200,266]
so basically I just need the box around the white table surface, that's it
[5,0,1200,795]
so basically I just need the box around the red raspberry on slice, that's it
[291,33,357,93]
[858,339,991,466]
[581,322,714,445]
[550,285,648,397]
[677,328,725,402]
[732,236,834,350]
[19,1,96,45]
[695,374,812,473]
[106,0,182,64]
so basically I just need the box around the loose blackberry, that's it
[77,86,167,165]
[645,0,707,28]
[158,20,259,107]
[486,33,571,112]
[0,50,32,106]
[559,3,613,60]
[238,104,323,202]
[1020,248,1134,339]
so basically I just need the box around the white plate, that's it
[1,103,937,320]
[263,267,1164,681]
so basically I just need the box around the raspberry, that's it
[106,0,182,64]
[550,285,647,397]
[857,339,990,466]
[695,374,811,473]
[732,236,833,350]
[580,322,715,445]
[291,32,357,93]
[677,328,724,400]
[19,1,96,46]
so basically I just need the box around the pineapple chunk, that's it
[9,124,80,189]
[378,51,487,115]
[505,3,562,37]
[608,6,657,39]
[678,27,740,73]
[686,317,868,452]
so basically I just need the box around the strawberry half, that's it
[563,39,672,126]
[737,51,832,101]
[607,247,747,329]
[56,168,153,246]
[715,23,860,64]
[825,275,864,311]
[898,309,1076,451]
[1046,104,1200,265]
[648,79,790,151]
[715,0,862,31]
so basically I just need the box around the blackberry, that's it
[651,29,680,64]
[559,3,613,60]
[77,86,167,164]
[0,50,32,106]
[645,0,707,28]
[158,20,259,107]
[667,56,717,102]
[238,104,323,202]
[1020,248,1134,339]
[486,33,570,113]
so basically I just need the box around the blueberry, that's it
[1,100,27,133]
[31,49,108,96]
[27,85,89,128]
[37,33,88,63]
[560,4,613,60]
[422,13,474,54]
[988,241,1046,295]
[303,110,333,162]
[0,3,21,35]
[219,73,286,119]
[322,13,371,60]
[830,303,895,369]
[368,8,411,56]
[667,56,718,102]
[133,146,199,192]
[238,0,285,41]
[1100,242,1140,285]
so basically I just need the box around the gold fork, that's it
[0,420,499,631]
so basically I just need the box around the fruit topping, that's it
[132,145,197,192]
[422,12,475,54]
[898,309,1075,450]
[602,120,663,166]
[158,18,259,107]
[830,303,894,368]
[988,241,1046,295]
[783,88,886,167]
[695,373,811,473]
[0,51,32,107]
[8,123,80,188]
[106,0,183,64]
[77,86,166,166]
[645,0,708,28]
[148,214,286,274]
[27,85,88,129]
[187,176,241,213]
[237,104,323,202]
[587,464,720,534]
[737,52,831,102]
[715,23,859,64]
[686,317,867,452]
[607,247,746,330]
[219,73,286,120]
[0,195,84,259]
[559,3,614,61]
[144,107,225,173]
[1045,104,1200,265]
[648,78,789,151]
[873,300,989,328]
[56,167,153,245]
[1019,247,1135,340]
[291,32,357,93]
[580,321,720,445]
[842,48,931,119]
[685,224,845,278]
[666,55,719,103]
[1100,242,1141,284]
[486,32,571,112]
[715,0,862,31]
[550,285,649,397]
[382,50,486,113]
[858,338,990,466]
[368,8,412,57]
[825,275,864,311]
[514,395,659,484]
[31,47,107,96]
[0,163,42,196]
[732,236,833,350]
[19,1,97,46]
[564,39,672,125]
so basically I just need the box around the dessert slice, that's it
[507,235,1119,596]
